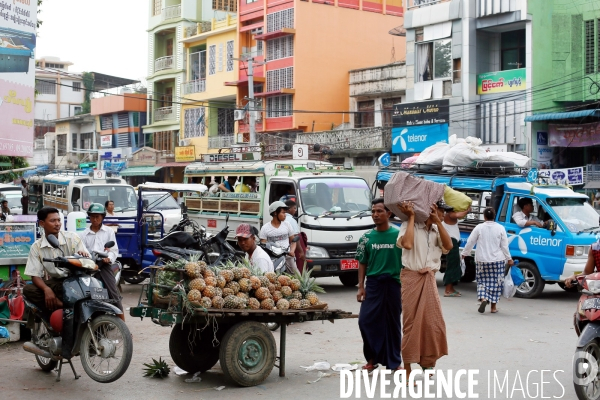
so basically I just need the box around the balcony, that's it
[297,127,391,153]
[161,4,181,21]
[155,56,174,72]
[350,63,407,97]
[209,135,235,149]
[183,21,212,38]
[182,79,206,95]
[407,0,449,9]
[154,106,174,122]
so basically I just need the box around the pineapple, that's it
[289,298,301,309]
[276,299,290,310]
[275,282,282,291]
[290,279,301,291]
[232,267,244,280]
[200,297,212,308]
[255,287,270,301]
[238,278,251,292]
[264,272,277,283]
[236,292,249,300]
[272,290,283,303]
[281,286,292,297]
[305,292,319,305]
[220,269,234,283]
[249,276,261,290]
[278,275,290,287]
[300,299,311,308]
[248,297,260,310]
[260,298,275,310]
[295,267,326,303]
[212,296,224,308]
[268,283,276,295]
[202,286,216,299]
[223,295,238,309]
[203,269,216,279]
[187,289,201,302]
[197,260,208,274]
[204,275,217,287]
[216,276,227,289]
[185,260,201,279]
[226,281,240,295]
[214,287,223,298]
[259,276,270,288]
[236,293,248,308]
[222,288,234,297]
[143,357,170,378]
[189,278,206,292]
[291,291,303,300]
[240,267,251,279]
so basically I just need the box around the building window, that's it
[117,113,129,128]
[267,8,294,33]
[382,98,402,127]
[80,132,94,150]
[212,0,237,12]
[246,0,257,4]
[72,133,78,151]
[74,106,82,115]
[184,107,206,138]
[415,39,451,82]
[153,0,161,16]
[501,30,526,70]
[190,50,207,80]
[586,21,595,74]
[266,95,293,118]
[72,82,81,92]
[226,40,234,72]
[218,108,235,136]
[266,67,293,92]
[153,131,175,152]
[35,79,56,95]
[57,134,67,156]
[266,36,293,61]
[100,116,113,130]
[209,45,216,75]
[354,100,375,128]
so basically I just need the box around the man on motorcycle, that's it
[23,207,90,311]
[78,203,124,320]
[259,201,298,274]
[564,239,600,288]
[235,223,274,272]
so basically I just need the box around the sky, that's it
[36,0,148,85]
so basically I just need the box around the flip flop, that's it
[478,300,488,313]
[444,291,461,297]
[362,363,376,373]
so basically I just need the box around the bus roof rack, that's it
[382,162,529,178]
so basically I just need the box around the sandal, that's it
[362,363,376,373]
[491,309,499,313]
[478,300,488,313]
[444,291,461,297]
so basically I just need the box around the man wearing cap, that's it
[235,223,274,273]
[396,200,453,378]
[259,201,298,274]
[513,197,545,228]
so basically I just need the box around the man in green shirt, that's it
[356,197,403,373]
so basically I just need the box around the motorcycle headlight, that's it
[587,280,600,293]
[306,246,329,259]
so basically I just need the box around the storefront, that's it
[120,147,163,186]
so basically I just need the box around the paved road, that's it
[0,276,581,399]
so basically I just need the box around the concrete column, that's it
[374,98,383,127]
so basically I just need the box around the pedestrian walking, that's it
[396,200,453,378]
[442,206,471,297]
[461,207,513,314]
[356,198,403,372]
[20,179,28,215]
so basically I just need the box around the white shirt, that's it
[284,213,300,235]
[461,221,511,262]
[442,221,461,242]
[79,225,118,263]
[25,231,89,278]
[249,245,274,273]
[397,222,448,272]
[513,211,541,228]
[259,221,293,249]
[21,186,28,197]
[209,184,220,195]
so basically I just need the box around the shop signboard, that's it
[175,146,196,162]
[203,152,262,163]
[548,122,600,147]
[0,223,36,260]
[539,167,584,185]
[536,131,553,169]
[100,135,112,148]
[477,69,526,95]
[392,100,449,127]
[0,1,37,157]
[391,124,449,154]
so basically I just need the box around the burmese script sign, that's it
[0,223,36,259]
[392,100,449,126]
[548,122,600,147]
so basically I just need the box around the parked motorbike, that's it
[23,237,133,383]
[572,273,600,399]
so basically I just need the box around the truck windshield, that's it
[546,197,600,232]
[299,178,372,216]
[143,193,180,210]
[82,186,137,212]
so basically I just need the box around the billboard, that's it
[391,124,449,154]
[0,1,37,158]
[477,69,526,95]
[392,100,449,127]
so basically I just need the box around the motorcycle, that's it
[572,273,600,400]
[23,237,133,383]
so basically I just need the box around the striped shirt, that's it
[24,231,89,278]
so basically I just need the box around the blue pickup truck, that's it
[375,166,600,298]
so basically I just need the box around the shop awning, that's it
[156,162,190,167]
[584,181,600,190]
[524,110,600,122]
[119,166,162,177]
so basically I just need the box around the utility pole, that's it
[247,57,256,145]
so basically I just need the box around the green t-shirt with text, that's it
[355,226,403,284]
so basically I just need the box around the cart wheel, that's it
[219,321,276,387]
[169,323,224,374]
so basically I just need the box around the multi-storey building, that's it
[35,57,84,123]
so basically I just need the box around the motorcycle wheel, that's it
[574,341,600,400]
[80,314,133,383]
[33,321,57,371]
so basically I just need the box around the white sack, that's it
[443,143,489,170]
[487,152,530,167]
[413,143,450,166]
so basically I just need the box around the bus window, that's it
[72,187,81,206]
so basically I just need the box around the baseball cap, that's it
[436,199,454,211]
[268,201,288,215]
[235,223,254,238]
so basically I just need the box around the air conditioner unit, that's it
[179,139,191,146]
[234,110,246,121]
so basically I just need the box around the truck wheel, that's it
[169,324,222,373]
[219,321,276,386]
[460,259,476,283]
[515,262,545,299]
[339,272,359,287]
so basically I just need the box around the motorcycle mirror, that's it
[47,234,60,249]
[225,213,229,224]
[104,241,115,248]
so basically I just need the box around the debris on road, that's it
[184,371,202,383]
[300,361,331,371]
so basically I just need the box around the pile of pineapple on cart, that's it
[130,257,357,387]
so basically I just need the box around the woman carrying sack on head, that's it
[461,207,513,314]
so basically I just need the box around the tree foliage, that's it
[80,72,94,114]
[0,157,29,183]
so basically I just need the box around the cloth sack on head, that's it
[443,186,472,212]
[383,171,445,222]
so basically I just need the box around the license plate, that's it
[341,259,359,270]
[582,298,600,310]
[91,288,109,300]
[208,219,217,228]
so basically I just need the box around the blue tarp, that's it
[22,166,49,178]
[524,110,600,122]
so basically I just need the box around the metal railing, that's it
[296,127,391,151]
[184,21,212,37]
[154,106,174,122]
[182,79,206,95]
[154,56,174,72]
[161,4,181,21]
[208,135,235,149]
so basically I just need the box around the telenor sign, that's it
[477,69,526,95]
